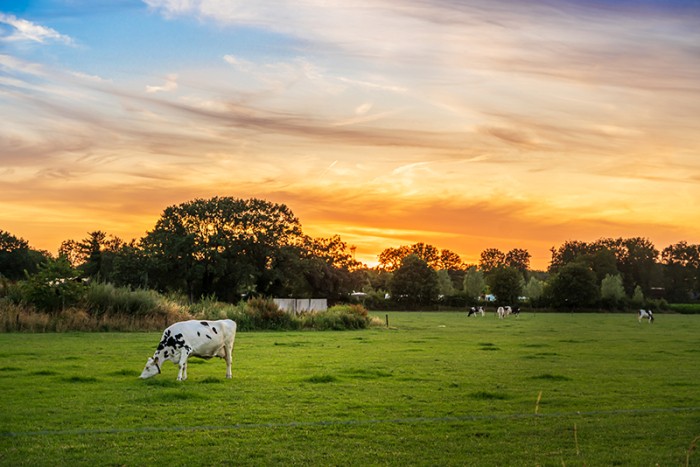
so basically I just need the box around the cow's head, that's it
[140,356,161,379]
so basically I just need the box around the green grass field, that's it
[1,312,699,466]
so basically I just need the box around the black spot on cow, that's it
[206,334,212,340]
[212,327,218,334]
[165,332,186,349]
[157,330,172,351]
[197,331,200,337]
[164,350,169,358]
[200,321,209,326]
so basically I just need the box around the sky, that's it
[1,0,699,270]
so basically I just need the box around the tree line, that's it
[1,196,699,310]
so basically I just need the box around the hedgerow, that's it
[668,303,700,314]
[0,282,372,332]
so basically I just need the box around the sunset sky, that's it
[2,0,699,270]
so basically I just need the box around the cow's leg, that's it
[224,346,232,379]
[177,351,190,381]
[225,339,235,379]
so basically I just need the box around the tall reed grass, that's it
[86,282,184,317]
[0,302,185,332]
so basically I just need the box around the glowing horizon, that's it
[2,1,699,271]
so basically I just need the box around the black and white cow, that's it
[140,319,237,381]
[496,306,513,319]
[496,306,518,319]
[638,309,654,324]
[468,306,485,317]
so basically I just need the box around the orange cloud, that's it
[2,1,699,273]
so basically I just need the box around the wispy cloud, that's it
[145,73,178,93]
[0,13,73,45]
[2,1,699,268]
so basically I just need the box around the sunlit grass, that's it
[0,312,699,465]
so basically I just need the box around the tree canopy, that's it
[479,247,531,276]
[2,197,700,309]
[0,230,48,280]
[141,197,305,300]
[548,262,599,309]
[378,243,464,272]
[486,266,523,305]
[389,254,439,307]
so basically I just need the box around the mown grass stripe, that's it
[3,405,699,438]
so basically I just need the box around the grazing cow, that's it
[497,306,516,319]
[511,306,520,316]
[140,319,237,381]
[468,306,485,317]
[638,309,654,324]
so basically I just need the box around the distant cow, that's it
[140,319,237,381]
[638,309,654,324]
[468,306,485,317]
[497,306,515,319]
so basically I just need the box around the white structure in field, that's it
[274,298,328,315]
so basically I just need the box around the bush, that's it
[300,304,370,330]
[668,303,700,314]
[357,290,391,311]
[85,282,186,318]
[21,258,86,312]
[1,280,24,304]
[239,297,298,331]
[201,300,372,331]
[329,303,368,317]
[644,298,669,312]
[439,293,469,308]
[189,294,236,320]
